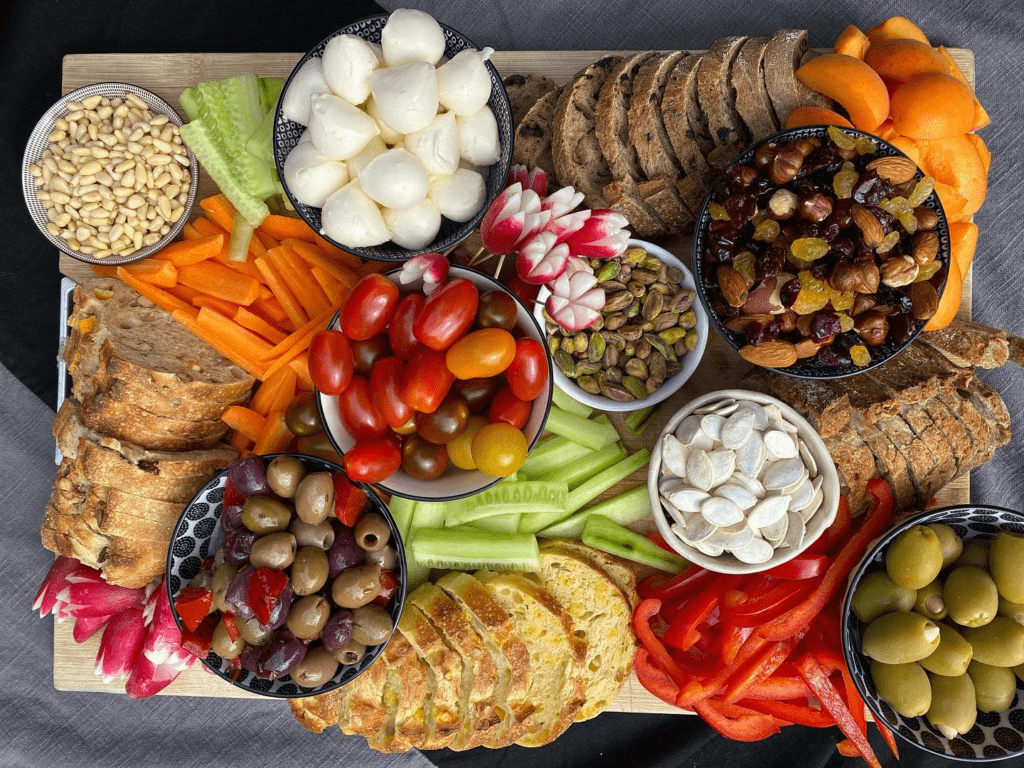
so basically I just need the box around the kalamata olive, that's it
[222,530,258,568]
[295,433,343,463]
[354,513,391,552]
[328,528,365,577]
[257,630,307,680]
[291,546,330,596]
[211,620,247,660]
[241,496,292,534]
[476,290,518,331]
[364,545,397,570]
[249,532,297,570]
[261,584,293,631]
[220,503,243,533]
[332,639,367,665]
[292,645,340,688]
[239,615,272,646]
[451,377,501,414]
[415,393,469,444]
[332,564,382,608]
[290,517,336,550]
[401,434,450,480]
[286,595,331,640]
[211,563,238,613]
[228,455,271,497]
[266,456,307,499]
[188,569,214,591]
[351,334,391,376]
[223,566,254,620]
[321,610,355,650]
[286,395,324,437]
[295,472,335,525]
[351,604,393,645]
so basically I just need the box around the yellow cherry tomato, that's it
[471,422,528,477]
[446,416,487,470]
[445,328,516,380]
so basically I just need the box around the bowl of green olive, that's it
[842,505,1024,761]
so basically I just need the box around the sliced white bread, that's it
[368,630,430,752]
[289,690,343,734]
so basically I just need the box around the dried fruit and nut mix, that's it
[542,246,698,402]
[700,127,946,370]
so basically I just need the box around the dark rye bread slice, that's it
[630,50,689,182]
[763,30,833,126]
[663,54,713,177]
[638,177,694,233]
[596,52,657,182]
[504,74,557,128]
[696,37,751,151]
[552,56,623,208]
[513,87,561,185]
[731,37,780,141]
[73,375,238,422]
[964,376,1012,448]
[822,428,878,515]
[603,176,668,239]
[675,173,709,218]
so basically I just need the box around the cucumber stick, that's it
[518,437,592,478]
[410,527,540,571]
[411,500,447,531]
[582,515,688,573]
[388,496,417,542]
[444,481,567,527]
[539,484,651,539]
[536,443,626,490]
[456,514,520,533]
[551,387,593,418]
[566,448,650,514]
[545,406,619,451]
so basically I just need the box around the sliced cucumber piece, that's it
[544,406,619,451]
[536,443,626,490]
[445,481,567,527]
[410,527,540,571]
[388,496,417,542]
[582,514,688,573]
[539,484,650,539]
[518,436,593,478]
[455,514,521,534]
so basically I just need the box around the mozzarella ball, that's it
[283,135,350,208]
[436,48,494,116]
[456,106,500,166]
[405,112,460,175]
[365,97,403,144]
[308,93,380,160]
[370,62,439,134]
[383,198,441,249]
[320,183,389,247]
[428,168,486,222]
[359,148,429,209]
[321,34,381,106]
[281,58,331,126]
[381,8,446,66]
[347,135,387,179]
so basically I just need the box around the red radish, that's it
[59,572,146,619]
[543,210,591,245]
[480,183,550,255]
[516,231,569,284]
[72,615,111,643]
[396,252,449,296]
[564,209,631,259]
[564,255,594,278]
[126,653,185,699]
[541,185,585,218]
[33,556,89,620]
[545,270,607,331]
[95,606,147,683]
[508,164,548,196]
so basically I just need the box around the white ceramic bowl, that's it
[534,239,708,413]
[317,265,553,501]
[647,389,840,574]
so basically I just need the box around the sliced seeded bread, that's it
[763,30,833,126]
[638,177,694,233]
[77,391,228,451]
[674,173,709,218]
[920,319,1011,369]
[595,51,657,182]
[697,37,751,151]
[603,176,667,239]
[504,74,557,128]
[629,51,689,183]
[513,86,561,184]
[662,53,713,177]
[821,429,878,515]
[731,37,780,141]
[339,655,389,737]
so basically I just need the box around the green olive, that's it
[954,539,990,570]
[241,496,293,533]
[928,523,964,570]
[211,563,238,614]
[239,616,272,646]
[292,645,340,688]
[266,455,306,499]
[944,566,998,628]
[286,595,331,640]
[926,673,977,739]
[914,578,947,621]
[870,661,931,717]
[852,572,918,624]
[886,525,943,590]
[291,546,330,596]
[862,611,941,664]
[967,660,1017,713]
[989,532,1024,603]
[295,472,335,525]
[249,532,297,570]
[962,617,1024,667]
[919,623,974,677]
[998,596,1024,626]
[210,621,247,660]
[1015,663,1024,683]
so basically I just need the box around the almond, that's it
[851,204,885,249]
[794,338,824,358]
[724,313,774,333]
[866,156,918,185]
[912,230,940,265]
[717,265,749,308]
[738,340,798,368]
[908,281,939,320]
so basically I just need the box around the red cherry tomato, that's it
[370,356,412,429]
[506,337,549,401]
[344,437,402,483]
[445,328,516,379]
[337,376,387,440]
[341,274,400,341]
[413,278,479,350]
[502,271,540,306]
[308,329,354,396]
[488,385,531,429]
[388,294,425,359]
[400,348,454,413]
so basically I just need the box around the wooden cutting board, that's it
[53,49,975,713]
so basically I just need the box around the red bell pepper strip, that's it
[634,648,681,705]
[837,739,860,757]
[222,613,241,643]
[333,472,368,527]
[694,698,782,742]
[247,566,289,625]
[738,698,834,728]
[638,565,716,603]
[807,493,851,556]
[722,628,807,704]
[719,581,816,627]
[743,676,812,701]
[720,624,754,666]
[763,554,829,580]
[180,613,219,660]
[223,477,244,509]
[664,577,738,651]
[876,720,900,759]
[632,599,691,689]
[658,595,690,624]
[173,587,213,632]
[646,529,679,554]
[373,569,399,606]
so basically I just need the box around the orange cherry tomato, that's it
[445,328,516,380]
[471,423,528,477]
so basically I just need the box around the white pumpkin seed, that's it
[694,540,725,557]
[715,484,757,510]
[709,522,754,549]
[747,495,791,528]
[708,450,736,486]
[700,414,725,441]
[713,401,739,416]
[662,435,690,477]
[701,496,744,527]
[686,450,714,492]
[659,477,687,496]
[694,398,736,415]
[811,475,823,494]
[799,440,817,478]
[670,523,695,547]
[721,409,755,450]
[736,401,768,430]
[763,429,798,460]
[762,403,783,429]
[729,470,766,499]
[789,477,814,511]
[760,513,789,545]
[733,537,775,564]
[675,415,703,446]
[662,500,691,529]
[735,431,766,477]
[783,511,806,550]
[778,468,810,497]
[762,458,805,490]
[798,488,824,522]
[685,514,717,543]
[667,488,710,514]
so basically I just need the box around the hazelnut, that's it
[736,165,760,186]
[913,206,938,231]
[790,137,820,158]
[777,310,798,333]
[769,147,804,184]
[799,193,833,222]
[830,262,879,294]
[855,311,889,347]
[851,294,877,316]
[768,189,799,219]
[880,255,920,287]
[754,143,779,170]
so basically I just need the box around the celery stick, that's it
[411,500,447,531]
[536,443,626,490]
[582,515,688,572]
[566,448,650,515]
[456,514,520,533]
[545,406,619,451]
[519,436,592,478]
[388,496,417,542]
[624,406,654,434]
[539,485,651,539]
[405,560,431,591]
[445,481,567,527]
[410,528,540,571]
[552,386,593,418]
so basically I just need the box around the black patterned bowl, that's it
[842,505,1024,761]
[165,453,406,698]
[272,14,513,261]
[691,125,951,379]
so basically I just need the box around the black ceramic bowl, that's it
[691,125,952,379]
[166,452,406,698]
[272,14,513,262]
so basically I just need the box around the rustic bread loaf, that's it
[637,177,694,233]
[603,176,667,239]
[629,51,689,182]
[763,30,833,126]
[920,319,1011,369]
[370,630,430,752]
[596,51,656,182]
[512,87,561,184]
[731,37,780,141]
[289,690,343,734]
[662,53,713,176]
[697,37,750,151]
[504,74,557,127]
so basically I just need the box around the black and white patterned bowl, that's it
[165,453,407,698]
[272,14,513,261]
[842,505,1024,762]
[691,125,951,380]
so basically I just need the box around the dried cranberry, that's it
[789,222,820,239]
[745,322,767,345]
[816,345,851,367]
[810,263,830,281]
[867,204,896,233]
[755,247,786,281]
[779,277,801,309]
[833,330,861,354]
[809,310,842,342]
[877,287,913,315]
[803,145,837,175]
[724,193,758,227]
[889,312,916,345]
[763,321,782,340]
[820,220,841,242]
[852,170,885,204]
[830,238,856,261]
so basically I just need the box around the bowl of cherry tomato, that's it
[312,264,553,501]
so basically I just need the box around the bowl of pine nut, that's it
[22,82,199,265]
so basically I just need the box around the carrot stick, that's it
[117,268,197,317]
[194,306,275,365]
[259,214,318,243]
[289,353,314,390]
[249,366,296,416]
[234,306,288,344]
[199,194,237,232]
[268,368,297,414]
[177,260,262,306]
[192,217,229,239]
[253,411,293,455]
[358,260,389,276]
[123,258,178,287]
[254,229,280,251]
[229,430,252,454]
[157,234,224,266]
[182,222,201,241]
[193,294,241,317]
[255,256,309,330]
[314,233,363,270]
[171,309,264,377]
[268,245,332,318]
[261,305,337,361]
[221,406,267,442]
[309,266,346,306]
[252,296,291,327]
[167,283,203,303]
[285,238,359,288]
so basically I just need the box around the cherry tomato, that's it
[337,376,387,440]
[415,393,470,445]
[413,278,479,350]
[370,357,412,430]
[388,294,425,359]
[400,348,454,413]
[502,271,540,306]
[401,434,450,480]
[471,423,528,477]
[351,334,392,376]
[285,395,323,436]
[341,273,400,341]
[476,290,518,330]
[506,337,549,402]
[488,385,531,429]
[445,328,516,380]
[451,377,501,414]
[308,330,354,396]
[392,416,417,435]
[343,437,402,483]
[446,415,486,470]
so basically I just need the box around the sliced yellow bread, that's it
[546,539,638,608]
[368,630,429,752]
[289,689,344,734]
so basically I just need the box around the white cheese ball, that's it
[383,198,441,249]
[428,167,486,222]
[381,8,446,66]
[346,135,387,178]
[283,134,350,208]
[308,93,380,160]
[370,61,439,134]
[321,34,381,106]
[320,183,389,247]
[436,48,494,116]
[365,97,404,144]
[359,148,429,209]
[456,106,500,166]
[281,58,330,126]
[404,112,460,175]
